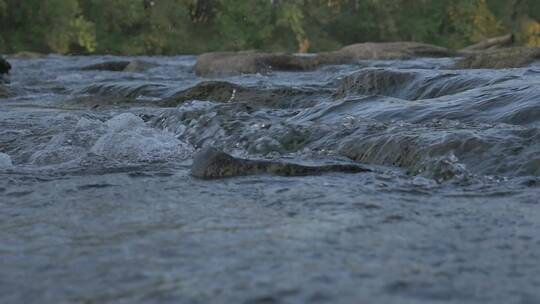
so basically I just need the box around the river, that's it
[1,55,540,303]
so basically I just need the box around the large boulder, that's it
[316,42,456,65]
[194,51,318,77]
[192,147,370,179]
[195,42,456,77]
[453,47,540,69]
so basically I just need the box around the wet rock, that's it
[90,113,193,163]
[335,68,490,100]
[61,95,155,109]
[335,68,418,99]
[195,43,455,76]
[0,57,10,95]
[161,81,243,106]
[81,60,156,72]
[6,51,46,59]
[453,47,540,69]
[160,81,326,108]
[0,85,8,98]
[194,51,318,77]
[191,147,370,179]
[0,57,11,75]
[81,61,130,71]
[460,34,514,53]
[317,42,456,65]
[1,57,11,88]
[123,60,157,72]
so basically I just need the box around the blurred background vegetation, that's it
[0,0,539,55]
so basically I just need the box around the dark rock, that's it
[81,61,130,71]
[191,147,370,179]
[0,57,10,89]
[160,81,327,108]
[123,60,157,72]
[163,81,242,105]
[60,95,156,109]
[0,57,11,75]
[194,51,318,77]
[453,47,540,69]
[81,60,156,72]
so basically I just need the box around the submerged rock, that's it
[160,81,326,108]
[195,51,319,77]
[61,95,155,109]
[81,60,156,72]
[90,113,193,162]
[191,147,370,179]
[453,47,540,69]
[123,60,157,72]
[0,85,8,98]
[335,68,418,99]
[335,68,491,100]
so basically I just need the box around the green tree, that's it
[0,0,95,53]
[0,0,537,55]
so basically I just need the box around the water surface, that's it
[1,55,540,304]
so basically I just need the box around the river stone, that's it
[453,47,540,69]
[192,147,370,179]
[460,34,514,53]
[194,51,318,77]
[81,60,156,72]
[160,81,326,108]
[6,51,46,59]
[0,57,11,75]
[195,42,455,77]
[316,42,456,65]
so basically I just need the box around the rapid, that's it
[1,55,540,303]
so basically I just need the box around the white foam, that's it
[0,152,13,169]
[29,133,92,165]
[28,114,192,166]
[91,113,193,162]
[105,113,145,132]
[75,116,104,130]
[30,117,105,166]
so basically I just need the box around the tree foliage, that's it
[0,0,538,54]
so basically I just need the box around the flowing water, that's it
[1,55,540,304]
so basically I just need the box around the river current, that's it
[1,55,540,303]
